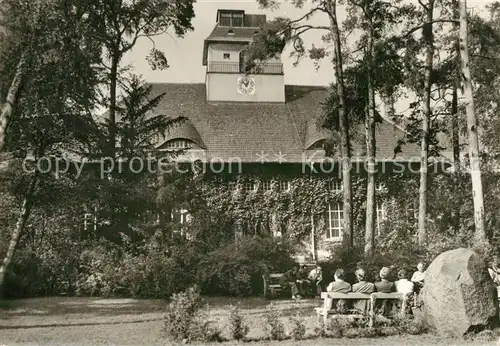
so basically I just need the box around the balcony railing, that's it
[207,62,283,75]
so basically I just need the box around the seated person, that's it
[307,264,323,297]
[395,269,414,294]
[352,268,375,313]
[411,262,426,293]
[326,268,351,312]
[395,269,414,314]
[296,265,310,296]
[488,259,500,286]
[374,267,395,316]
[279,265,301,299]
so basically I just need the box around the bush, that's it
[229,305,249,341]
[188,307,224,343]
[262,304,286,341]
[163,286,204,341]
[289,311,306,340]
[392,313,428,335]
[313,320,326,338]
[200,236,295,296]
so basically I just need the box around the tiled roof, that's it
[145,83,426,163]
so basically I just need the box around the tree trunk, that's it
[364,18,376,255]
[459,0,487,244]
[417,0,435,247]
[311,213,317,261]
[327,0,353,249]
[0,174,38,293]
[451,87,461,232]
[0,53,26,152]
[108,55,119,158]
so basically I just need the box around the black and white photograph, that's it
[1,0,500,344]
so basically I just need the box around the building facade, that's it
[147,9,447,260]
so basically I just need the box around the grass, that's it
[0,296,498,345]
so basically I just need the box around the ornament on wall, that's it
[237,75,256,95]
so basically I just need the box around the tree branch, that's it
[292,24,331,38]
[402,19,459,38]
[288,7,323,26]
[418,0,429,11]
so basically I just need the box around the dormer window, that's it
[307,139,326,150]
[227,29,235,36]
[165,139,192,149]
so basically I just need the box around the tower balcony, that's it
[207,61,283,75]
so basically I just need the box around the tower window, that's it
[220,13,231,26]
[232,13,243,27]
[219,12,244,27]
[223,53,231,59]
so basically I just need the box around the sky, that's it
[123,0,494,88]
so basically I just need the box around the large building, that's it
[146,9,450,259]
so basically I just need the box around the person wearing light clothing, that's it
[395,269,414,294]
[411,262,426,293]
[395,269,414,315]
[307,265,323,297]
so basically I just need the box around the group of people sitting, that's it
[280,261,426,314]
[279,264,324,299]
[325,264,425,315]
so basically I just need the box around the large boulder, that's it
[423,248,499,337]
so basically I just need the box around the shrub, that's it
[163,286,203,341]
[313,320,327,338]
[392,313,428,335]
[200,236,295,296]
[262,304,286,341]
[229,305,249,341]
[188,307,224,343]
[288,311,306,340]
[326,316,350,338]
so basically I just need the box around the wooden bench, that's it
[263,273,284,299]
[315,292,407,327]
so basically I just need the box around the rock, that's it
[423,248,499,337]
[0,151,13,173]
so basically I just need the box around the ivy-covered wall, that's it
[192,162,415,258]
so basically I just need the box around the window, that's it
[243,181,256,193]
[223,53,231,59]
[83,213,96,231]
[261,180,272,192]
[279,180,290,192]
[325,203,343,241]
[219,12,244,27]
[220,13,231,26]
[172,209,190,224]
[310,140,325,150]
[171,209,192,238]
[166,139,192,149]
[329,180,342,192]
[232,13,243,26]
[228,181,237,192]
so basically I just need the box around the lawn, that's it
[0,296,497,345]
